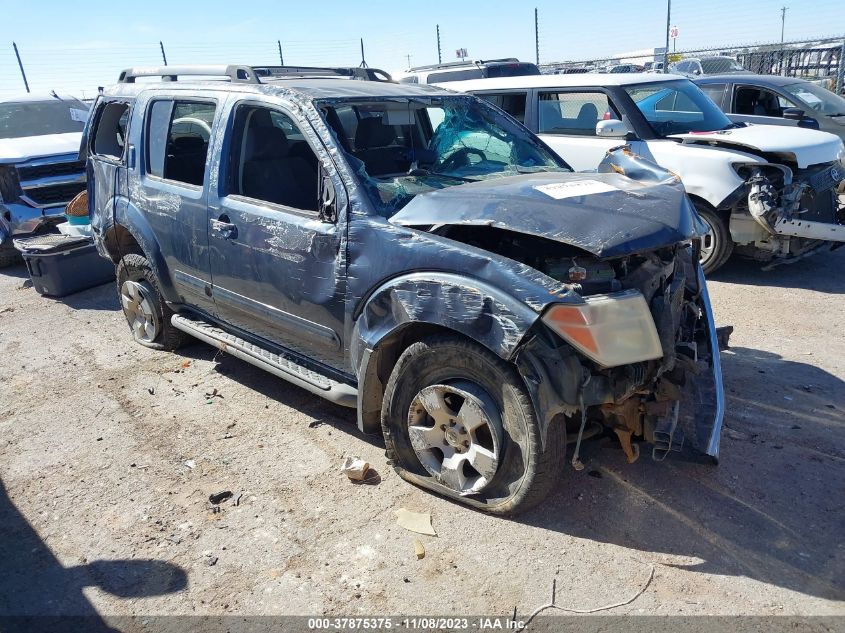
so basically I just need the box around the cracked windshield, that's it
[320,96,568,215]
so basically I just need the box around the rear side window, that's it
[146,99,216,186]
[478,93,528,123]
[538,91,619,136]
[699,83,727,109]
[92,101,130,159]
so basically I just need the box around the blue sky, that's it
[1,0,842,98]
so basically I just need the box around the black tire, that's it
[0,243,22,269]
[115,254,186,351]
[381,334,565,515]
[694,202,733,275]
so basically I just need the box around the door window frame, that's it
[219,98,338,222]
[88,98,133,166]
[534,88,623,137]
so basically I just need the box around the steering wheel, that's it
[439,147,487,172]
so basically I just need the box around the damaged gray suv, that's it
[84,65,724,514]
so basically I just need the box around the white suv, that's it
[440,73,845,273]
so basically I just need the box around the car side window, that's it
[675,61,689,72]
[226,104,319,212]
[146,99,216,186]
[699,84,726,109]
[92,101,130,160]
[735,87,787,117]
[478,93,528,123]
[538,91,618,136]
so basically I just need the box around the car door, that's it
[136,95,219,314]
[531,89,640,171]
[206,97,346,369]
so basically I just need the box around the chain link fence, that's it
[540,37,845,95]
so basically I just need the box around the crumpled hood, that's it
[670,124,844,169]
[0,132,83,164]
[388,171,705,259]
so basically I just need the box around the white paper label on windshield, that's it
[535,180,619,200]
[69,108,89,123]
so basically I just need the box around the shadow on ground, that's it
[0,478,187,628]
[708,247,845,293]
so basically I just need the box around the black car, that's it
[82,64,724,514]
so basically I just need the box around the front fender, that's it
[351,271,542,434]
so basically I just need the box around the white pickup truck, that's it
[0,93,89,267]
[441,74,845,273]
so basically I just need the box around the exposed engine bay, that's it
[728,161,845,266]
[434,224,724,463]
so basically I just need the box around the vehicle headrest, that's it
[355,116,396,149]
[246,126,289,161]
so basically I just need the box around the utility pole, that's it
[780,6,787,43]
[663,0,671,73]
[12,42,29,93]
[436,24,442,64]
[159,41,168,66]
[359,38,367,68]
[534,7,540,66]
[278,40,284,65]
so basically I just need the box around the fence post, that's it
[159,41,168,66]
[12,42,30,93]
[278,40,284,65]
[837,37,845,95]
[436,24,442,64]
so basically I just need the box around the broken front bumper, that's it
[0,200,69,245]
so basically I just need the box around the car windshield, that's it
[625,79,733,136]
[783,81,845,116]
[0,99,88,139]
[319,95,569,216]
[700,57,745,73]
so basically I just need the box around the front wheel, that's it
[695,202,733,274]
[381,334,565,515]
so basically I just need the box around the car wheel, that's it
[116,254,186,351]
[381,334,565,515]
[695,202,733,274]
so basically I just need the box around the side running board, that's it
[171,314,357,408]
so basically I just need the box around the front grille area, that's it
[23,181,86,206]
[17,160,85,182]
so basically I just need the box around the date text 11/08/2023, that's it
[307,617,526,630]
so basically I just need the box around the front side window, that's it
[782,81,845,116]
[538,91,620,136]
[146,100,216,186]
[0,99,88,139]
[698,83,726,109]
[625,79,733,136]
[478,93,528,123]
[319,96,567,217]
[735,87,792,117]
[225,104,319,211]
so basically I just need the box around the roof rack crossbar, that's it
[117,65,393,84]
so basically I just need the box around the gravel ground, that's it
[0,248,843,626]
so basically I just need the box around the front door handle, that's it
[210,217,238,240]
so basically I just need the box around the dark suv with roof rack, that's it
[83,64,725,514]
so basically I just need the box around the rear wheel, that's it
[695,202,733,274]
[381,334,565,515]
[116,254,186,351]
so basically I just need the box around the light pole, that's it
[663,0,672,73]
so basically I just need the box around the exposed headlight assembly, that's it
[541,289,663,368]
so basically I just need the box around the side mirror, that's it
[783,107,805,120]
[596,119,630,139]
[692,69,701,75]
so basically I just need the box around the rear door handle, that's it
[210,217,238,240]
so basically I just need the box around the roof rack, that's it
[406,58,522,72]
[117,65,394,84]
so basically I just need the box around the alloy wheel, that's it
[407,382,503,494]
[120,279,160,344]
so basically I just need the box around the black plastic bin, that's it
[14,234,115,298]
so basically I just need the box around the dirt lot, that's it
[1,248,843,625]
